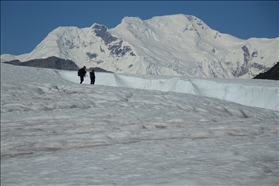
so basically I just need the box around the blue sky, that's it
[1,1,278,55]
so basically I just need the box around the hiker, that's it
[90,69,96,85]
[78,66,87,84]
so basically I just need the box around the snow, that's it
[61,71,279,111]
[1,64,278,185]
[1,14,278,78]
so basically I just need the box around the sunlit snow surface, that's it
[1,64,278,185]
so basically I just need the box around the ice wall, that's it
[60,71,279,111]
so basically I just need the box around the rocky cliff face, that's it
[91,24,136,57]
[253,61,279,80]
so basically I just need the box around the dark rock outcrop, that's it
[92,24,136,57]
[253,61,279,80]
[92,24,118,45]
[4,56,111,73]
[4,56,79,70]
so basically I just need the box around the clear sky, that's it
[1,1,278,55]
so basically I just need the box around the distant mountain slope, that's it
[253,61,279,80]
[1,14,278,78]
[4,56,111,72]
[4,56,79,70]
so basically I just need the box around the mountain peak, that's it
[90,23,106,29]
[1,14,277,79]
[121,16,143,24]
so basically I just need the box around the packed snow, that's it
[1,64,278,185]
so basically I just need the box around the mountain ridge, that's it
[1,14,278,78]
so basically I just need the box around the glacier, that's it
[60,70,279,111]
[1,64,278,185]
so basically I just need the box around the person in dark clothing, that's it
[90,69,96,85]
[78,66,87,84]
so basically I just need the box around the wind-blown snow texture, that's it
[1,14,278,78]
[1,64,278,185]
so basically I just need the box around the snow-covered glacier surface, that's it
[1,64,278,186]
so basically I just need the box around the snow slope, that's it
[1,14,278,78]
[1,64,278,185]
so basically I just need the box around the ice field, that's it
[1,64,278,185]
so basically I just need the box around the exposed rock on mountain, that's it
[253,61,279,80]
[4,56,79,70]
[4,56,111,72]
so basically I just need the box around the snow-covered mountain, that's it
[1,14,278,78]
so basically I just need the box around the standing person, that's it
[78,66,87,84]
[90,69,96,85]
